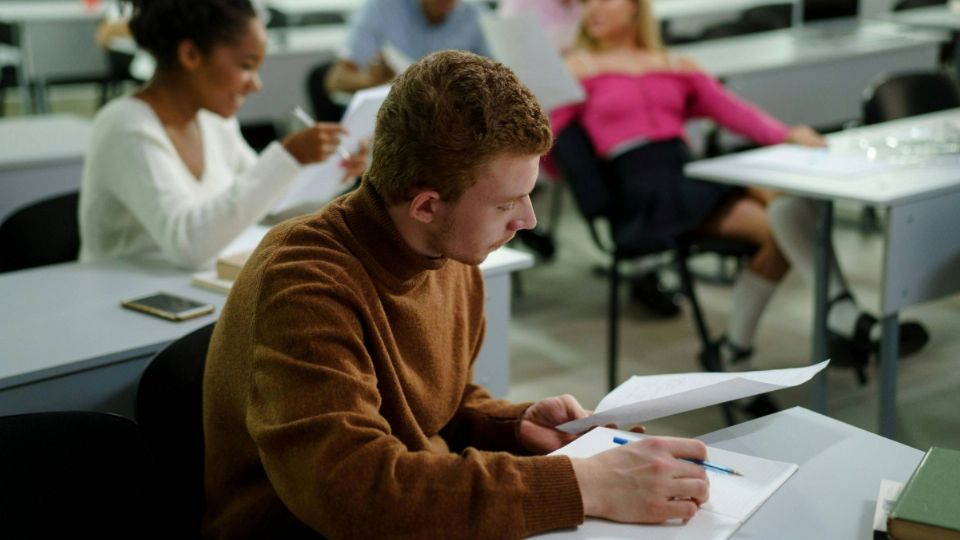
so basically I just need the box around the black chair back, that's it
[0,411,162,540]
[894,0,947,9]
[306,61,346,122]
[863,71,960,125]
[136,322,215,540]
[0,191,80,273]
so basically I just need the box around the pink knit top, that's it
[550,71,790,158]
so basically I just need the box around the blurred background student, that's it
[80,0,365,270]
[549,0,928,411]
[325,0,490,95]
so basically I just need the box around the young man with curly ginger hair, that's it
[203,51,709,539]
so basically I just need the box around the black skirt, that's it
[607,138,737,253]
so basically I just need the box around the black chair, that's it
[894,0,947,9]
[859,71,960,232]
[136,322,215,540]
[863,71,960,124]
[306,61,346,122]
[0,191,80,273]
[0,411,163,540]
[553,124,757,405]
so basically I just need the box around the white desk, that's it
[0,114,90,223]
[675,21,945,129]
[0,246,533,417]
[685,108,960,438]
[0,1,110,113]
[536,407,922,539]
[654,0,796,21]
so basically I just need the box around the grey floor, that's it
[506,183,960,450]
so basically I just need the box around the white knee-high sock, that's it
[768,196,860,338]
[726,268,777,353]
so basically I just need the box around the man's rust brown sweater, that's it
[202,182,584,539]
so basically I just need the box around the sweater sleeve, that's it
[247,258,583,539]
[104,120,300,269]
[685,71,789,146]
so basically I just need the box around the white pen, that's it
[291,106,351,161]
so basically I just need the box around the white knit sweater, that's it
[79,96,301,270]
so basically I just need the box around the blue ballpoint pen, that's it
[612,436,744,476]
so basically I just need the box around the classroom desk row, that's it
[0,233,533,418]
[687,108,960,439]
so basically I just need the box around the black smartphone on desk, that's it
[121,292,215,321]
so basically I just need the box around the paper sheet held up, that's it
[557,361,830,433]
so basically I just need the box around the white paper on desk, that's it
[480,12,585,111]
[735,145,894,177]
[558,361,829,434]
[271,85,391,214]
[532,427,797,540]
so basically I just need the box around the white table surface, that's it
[535,406,922,539]
[0,1,105,22]
[0,244,532,390]
[675,20,945,78]
[0,114,91,171]
[685,108,960,207]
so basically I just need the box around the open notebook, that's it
[533,427,798,540]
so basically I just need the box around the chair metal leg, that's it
[608,254,621,390]
[676,249,713,349]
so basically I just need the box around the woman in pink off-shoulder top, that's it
[550,0,927,414]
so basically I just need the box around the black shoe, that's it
[515,228,556,260]
[737,394,781,419]
[698,335,753,373]
[629,272,681,318]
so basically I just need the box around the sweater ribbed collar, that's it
[340,180,447,287]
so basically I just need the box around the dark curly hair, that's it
[127,0,258,69]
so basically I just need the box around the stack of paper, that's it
[533,427,798,540]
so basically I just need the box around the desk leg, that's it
[879,314,899,439]
[811,200,832,413]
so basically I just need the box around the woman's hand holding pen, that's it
[282,123,347,165]
[570,437,710,524]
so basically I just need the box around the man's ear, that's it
[177,40,203,71]
[408,190,442,224]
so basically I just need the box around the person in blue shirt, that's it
[325,0,490,94]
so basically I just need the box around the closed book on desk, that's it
[887,447,960,540]
[215,250,251,281]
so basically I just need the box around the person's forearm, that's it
[325,62,376,94]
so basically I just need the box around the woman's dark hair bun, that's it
[127,0,257,69]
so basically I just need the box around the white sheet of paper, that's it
[270,84,391,214]
[736,145,894,177]
[532,427,797,540]
[381,42,414,74]
[872,479,904,533]
[480,12,585,111]
[557,361,829,434]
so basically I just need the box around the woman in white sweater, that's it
[80,0,364,269]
